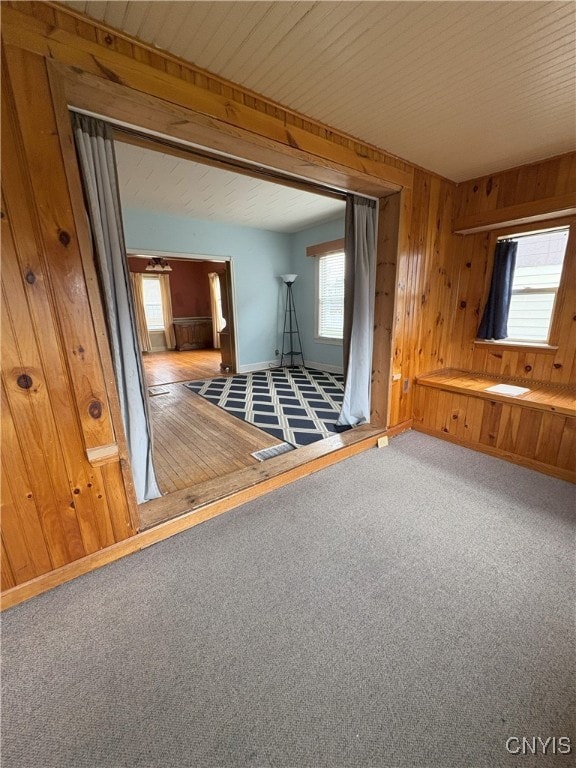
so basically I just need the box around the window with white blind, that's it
[506,228,569,343]
[142,276,165,331]
[316,251,345,340]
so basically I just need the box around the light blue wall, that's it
[289,218,345,370]
[122,208,292,367]
[123,207,346,370]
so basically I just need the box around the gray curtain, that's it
[336,195,378,429]
[72,113,161,503]
[477,239,518,340]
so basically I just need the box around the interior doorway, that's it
[122,248,250,494]
[109,129,352,506]
[126,251,237,374]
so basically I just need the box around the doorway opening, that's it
[110,130,364,515]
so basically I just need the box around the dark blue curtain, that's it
[477,239,518,340]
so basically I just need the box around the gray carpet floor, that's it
[1,432,575,768]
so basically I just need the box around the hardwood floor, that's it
[148,383,278,494]
[141,350,383,528]
[144,349,276,496]
[143,349,225,386]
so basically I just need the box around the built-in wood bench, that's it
[413,368,576,482]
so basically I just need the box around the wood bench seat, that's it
[413,369,575,482]
[416,369,576,417]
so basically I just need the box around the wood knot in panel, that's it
[17,374,33,389]
[88,400,103,419]
[58,229,71,246]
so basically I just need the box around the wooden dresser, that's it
[173,317,213,350]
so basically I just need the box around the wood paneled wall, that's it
[453,154,576,233]
[410,156,576,480]
[1,51,137,591]
[0,1,436,602]
[389,172,460,425]
[2,1,573,605]
[414,386,576,483]
[448,159,576,384]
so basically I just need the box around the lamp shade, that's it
[280,274,298,284]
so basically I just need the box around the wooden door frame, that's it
[126,249,238,370]
[42,59,408,518]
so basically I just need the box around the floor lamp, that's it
[279,274,304,369]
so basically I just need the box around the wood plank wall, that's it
[0,1,446,600]
[2,1,574,604]
[390,172,460,425]
[1,53,137,590]
[413,387,576,483]
[449,157,576,384]
[411,155,576,481]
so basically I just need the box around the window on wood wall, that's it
[504,227,569,343]
[142,276,165,331]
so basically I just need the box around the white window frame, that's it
[502,226,569,345]
[142,275,165,331]
[315,249,345,344]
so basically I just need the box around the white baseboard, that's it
[236,359,343,374]
[305,360,344,374]
[237,359,280,373]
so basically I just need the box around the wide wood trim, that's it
[1,5,412,194]
[1,426,386,610]
[371,192,402,428]
[384,418,413,437]
[306,238,346,258]
[413,423,575,484]
[6,1,420,181]
[453,195,576,234]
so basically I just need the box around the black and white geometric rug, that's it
[184,367,344,447]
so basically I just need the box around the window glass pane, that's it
[506,228,568,342]
[142,277,164,331]
[507,293,557,342]
[318,252,344,339]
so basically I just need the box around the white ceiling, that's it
[62,1,575,183]
[115,141,346,232]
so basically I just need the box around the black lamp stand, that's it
[280,279,304,369]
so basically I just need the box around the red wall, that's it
[128,257,225,318]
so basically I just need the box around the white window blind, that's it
[506,229,568,343]
[142,276,164,331]
[317,251,345,339]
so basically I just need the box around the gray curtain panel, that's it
[72,113,161,503]
[337,195,378,428]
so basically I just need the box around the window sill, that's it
[474,340,558,354]
[315,336,343,346]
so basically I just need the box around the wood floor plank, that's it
[143,349,225,386]
[148,383,280,493]
[142,351,376,528]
